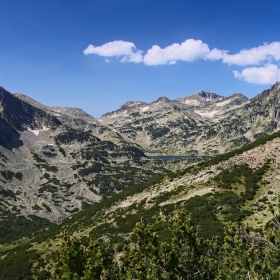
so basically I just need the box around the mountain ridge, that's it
[99,84,280,156]
[0,82,279,238]
[1,84,280,278]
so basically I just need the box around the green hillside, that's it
[1,130,280,279]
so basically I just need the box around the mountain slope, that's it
[99,83,280,156]
[0,88,171,240]
[1,83,280,245]
[1,129,280,278]
[52,130,280,241]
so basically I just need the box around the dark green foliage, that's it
[230,136,250,146]
[0,188,15,198]
[265,120,278,133]
[129,112,140,117]
[52,235,116,279]
[58,146,66,157]
[55,128,100,145]
[206,128,218,139]
[1,170,14,181]
[38,185,58,194]
[1,128,279,278]
[254,132,268,140]
[43,151,57,157]
[36,270,52,280]
[32,204,42,211]
[32,152,47,163]
[35,163,58,172]
[51,209,280,279]
[46,165,58,172]
[213,162,269,201]
[43,173,50,179]
[78,162,103,176]
[42,203,52,212]
[71,161,88,170]
[0,170,22,181]
[0,213,52,243]
[0,249,34,279]
[146,124,170,140]
[65,207,79,213]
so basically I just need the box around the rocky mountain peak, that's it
[227,93,247,99]
[250,81,280,104]
[196,91,222,100]
[154,96,171,102]
[119,101,147,111]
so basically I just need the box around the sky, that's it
[1,0,280,117]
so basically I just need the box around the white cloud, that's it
[217,42,280,66]
[143,39,210,65]
[83,40,143,64]
[105,58,111,63]
[83,39,280,85]
[233,64,280,84]
[206,48,228,61]
[120,50,143,63]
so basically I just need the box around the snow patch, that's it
[28,126,50,136]
[141,106,150,112]
[216,99,234,107]
[183,99,200,106]
[194,110,219,118]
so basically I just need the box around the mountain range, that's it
[99,82,280,155]
[1,82,280,278]
[0,83,280,227]
[1,114,280,279]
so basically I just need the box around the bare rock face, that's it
[0,87,61,149]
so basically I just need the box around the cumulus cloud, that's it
[143,39,210,65]
[83,39,280,85]
[83,40,134,56]
[233,64,280,84]
[220,42,280,66]
[206,48,228,61]
[83,40,143,63]
[120,50,143,63]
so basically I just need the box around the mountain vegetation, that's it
[1,83,280,278]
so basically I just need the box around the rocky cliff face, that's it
[0,87,61,149]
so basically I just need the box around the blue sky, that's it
[1,0,280,117]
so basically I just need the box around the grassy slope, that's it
[1,130,280,278]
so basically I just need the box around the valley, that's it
[0,83,280,278]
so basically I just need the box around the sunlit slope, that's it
[31,130,280,248]
[1,129,280,278]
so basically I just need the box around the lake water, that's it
[149,155,193,162]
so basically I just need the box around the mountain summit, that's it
[99,86,258,155]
